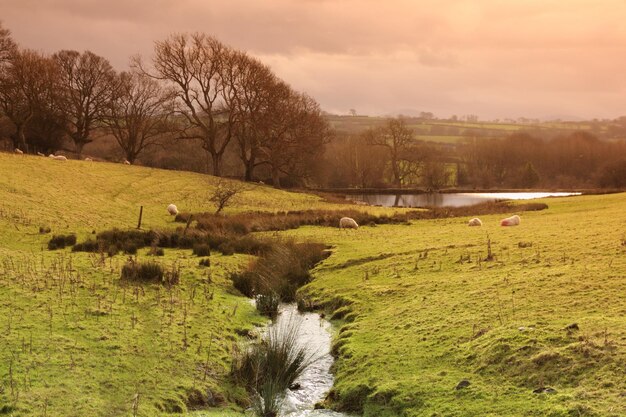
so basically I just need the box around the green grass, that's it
[0,153,361,417]
[2,152,625,416]
[282,193,626,416]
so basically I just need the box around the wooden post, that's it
[137,206,143,229]
[183,214,193,236]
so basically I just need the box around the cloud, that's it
[1,0,625,118]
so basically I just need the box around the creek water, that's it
[264,304,351,417]
[348,191,581,208]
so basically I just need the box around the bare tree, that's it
[365,117,416,186]
[0,22,17,65]
[138,33,235,176]
[104,71,175,163]
[256,83,330,188]
[209,178,247,214]
[0,50,61,152]
[53,50,118,157]
[229,53,276,181]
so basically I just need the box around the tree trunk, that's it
[271,167,281,188]
[244,158,255,181]
[75,141,85,158]
[211,153,221,176]
[16,124,28,152]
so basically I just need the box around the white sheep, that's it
[36,152,45,156]
[52,155,67,161]
[14,148,23,154]
[123,159,131,165]
[339,217,359,229]
[468,218,482,227]
[48,154,55,158]
[84,157,93,161]
[500,215,520,227]
[167,204,178,216]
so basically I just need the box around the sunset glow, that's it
[2,0,625,119]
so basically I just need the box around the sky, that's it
[1,0,625,120]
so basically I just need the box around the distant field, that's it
[325,115,610,144]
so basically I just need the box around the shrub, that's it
[149,246,165,256]
[230,271,258,297]
[198,258,211,267]
[218,241,235,256]
[72,239,100,252]
[192,243,211,257]
[39,226,51,234]
[120,258,164,283]
[47,234,77,250]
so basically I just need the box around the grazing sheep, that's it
[48,154,55,158]
[123,159,131,165]
[468,218,482,227]
[167,204,178,216]
[339,217,359,229]
[84,157,93,161]
[500,215,521,226]
[52,155,67,161]
[14,148,23,154]
[36,152,45,156]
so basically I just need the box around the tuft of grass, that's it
[255,293,280,319]
[120,258,180,286]
[192,243,211,257]
[232,317,314,415]
[47,234,77,250]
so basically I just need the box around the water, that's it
[266,304,351,417]
[348,191,581,208]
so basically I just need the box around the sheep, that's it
[52,155,67,161]
[14,148,23,154]
[339,216,359,229]
[36,152,45,156]
[500,215,520,226]
[84,157,93,161]
[167,204,178,216]
[123,159,131,165]
[468,218,482,227]
[48,154,55,158]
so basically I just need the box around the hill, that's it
[0,153,352,417]
[1,152,625,416]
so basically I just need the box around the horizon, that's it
[2,0,626,121]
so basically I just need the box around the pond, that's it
[347,192,581,208]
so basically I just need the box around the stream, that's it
[265,303,351,417]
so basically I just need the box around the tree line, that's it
[322,118,626,189]
[0,24,329,188]
[2,22,624,190]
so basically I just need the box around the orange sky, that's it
[1,0,625,119]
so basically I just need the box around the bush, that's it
[47,234,77,250]
[198,258,211,267]
[192,243,211,257]
[72,239,100,252]
[120,258,164,283]
[149,246,165,256]
[230,271,258,297]
[39,226,51,234]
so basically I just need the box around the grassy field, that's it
[0,153,367,417]
[325,115,610,144]
[287,193,626,416]
[1,152,625,416]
